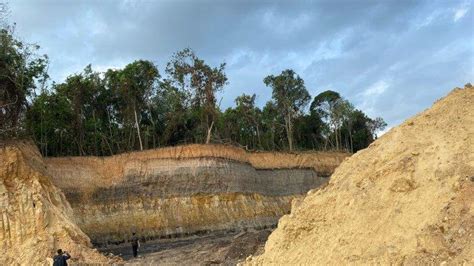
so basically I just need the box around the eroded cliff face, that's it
[0,141,109,265]
[45,145,348,246]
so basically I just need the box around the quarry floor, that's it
[100,229,271,265]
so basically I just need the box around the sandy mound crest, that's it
[247,85,474,265]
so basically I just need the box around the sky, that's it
[6,0,474,131]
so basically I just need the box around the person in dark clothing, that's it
[131,232,140,258]
[53,249,71,266]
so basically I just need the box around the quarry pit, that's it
[1,86,471,265]
[0,142,347,264]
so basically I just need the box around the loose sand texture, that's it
[247,84,474,265]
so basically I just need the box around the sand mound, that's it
[0,141,113,265]
[247,85,474,265]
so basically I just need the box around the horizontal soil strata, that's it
[45,144,348,187]
[44,145,346,247]
[74,193,298,246]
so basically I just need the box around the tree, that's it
[26,90,74,156]
[260,101,284,150]
[333,99,355,152]
[263,69,310,151]
[294,111,325,150]
[28,65,115,156]
[0,26,49,138]
[342,110,373,152]
[310,90,342,150]
[151,79,189,146]
[367,117,387,139]
[218,93,262,149]
[310,91,384,152]
[105,60,159,151]
[166,48,227,144]
[234,93,262,148]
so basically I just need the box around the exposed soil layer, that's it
[247,85,474,265]
[0,141,115,265]
[44,146,347,246]
[0,140,347,264]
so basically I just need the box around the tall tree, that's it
[0,27,48,138]
[260,101,283,150]
[166,48,227,144]
[294,111,325,150]
[310,90,342,150]
[263,69,310,151]
[27,90,74,156]
[333,99,354,152]
[219,93,262,149]
[234,93,262,148]
[151,79,189,146]
[106,60,159,151]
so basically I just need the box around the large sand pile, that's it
[248,85,473,264]
[0,141,112,265]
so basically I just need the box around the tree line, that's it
[1,20,386,157]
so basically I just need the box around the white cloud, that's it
[362,80,389,97]
[413,2,470,30]
[453,6,469,22]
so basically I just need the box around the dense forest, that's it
[1,15,386,157]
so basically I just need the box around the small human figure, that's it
[53,249,71,266]
[131,232,140,258]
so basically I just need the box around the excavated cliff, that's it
[44,145,347,246]
[0,141,110,265]
[248,85,474,265]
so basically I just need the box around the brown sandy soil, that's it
[0,141,117,265]
[100,229,271,266]
[247,85,474,265]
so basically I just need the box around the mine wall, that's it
[45,144,348,246]
[0,142,110,265]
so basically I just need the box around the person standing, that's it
[53,249,71,266]
[131,232,140,258]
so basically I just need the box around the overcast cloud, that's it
[7,0,474,130]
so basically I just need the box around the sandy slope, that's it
[248,85,474,265]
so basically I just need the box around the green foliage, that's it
[166,48,227,143]
[105,60,160,150]
[217,93,262,149]
[21,56,385,155]
[0,21,385,155]
[263,69,310,150]
[0,27,48,138]
[310,90,387,152]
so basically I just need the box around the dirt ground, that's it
[99,229,271,265]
